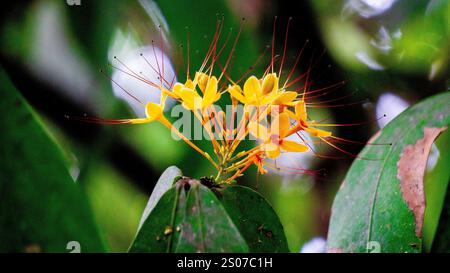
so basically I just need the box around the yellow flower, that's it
[227,74,278,106]
[94,95,166,125]
[272,90,298,106]
[249,112,309,158]
[228,73,298,107]
[125,93,167,124]
[177,72,221,110]
[287,100,332,137]
[171,78,194,99]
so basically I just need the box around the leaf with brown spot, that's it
[425,129,450,252]
[327,92,450,253]
[397,127,447,237]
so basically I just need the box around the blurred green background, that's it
[0,0,448,252]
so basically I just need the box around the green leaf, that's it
[175,182,249,253]
[130,179,249,253]
[219,185,289,252]
[431,187,450,252]
[423,130,450,251]
[327,92,450,253]
[0,69,105,252]
[129,186,186,252]
[137,166,182,230]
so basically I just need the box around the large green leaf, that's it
[327,92,450,253]
[129,166,183,252]
[129,186,186,252]
[175,182,249,253]
[432,187,450,252]
[423,130,450,251]
[130,178,249,253]
[219,185,289,252]
[137,166,182,230]
[0,69,105,252]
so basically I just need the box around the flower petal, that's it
[295,100,307,121]
[202,76,218,107]
[145,102,163,121]
[172,83,184,98]
[265,143,281,158]
[271,112,290,138]
[260,91,279,105]
[304,127,332,137]
[180,88,200,110]
[184,79,195,90]
[274,91,297,105]
[279,112,291,137]
[196,72,209,93]
[280,140,309,152]
[261,73,279,95]
[228,85,247,103]
[244,76,261,102]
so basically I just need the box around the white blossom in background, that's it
[376,92,410,128]
[109,31,176,118]
[31,1,94,107]
[343,0,397,18]
[300,237,327,253]
[355,51,385,70]
[370,27,392,53]
[370,27,402,53]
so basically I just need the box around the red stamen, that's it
[306,99,368,108]
[100,69,144,105]
[284,39,308,88]
[186,27,191,79]
[278,17,292,78]
[139,54,172,88]
[109,63,158,89]
[271,16,277,73]
[218,18,244,81]
[151,40,162,85]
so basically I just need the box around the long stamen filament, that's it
[158,116,219,170]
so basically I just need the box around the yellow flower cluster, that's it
[98,16,341,184]
[119,69,332,184]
